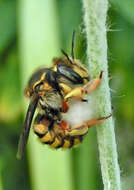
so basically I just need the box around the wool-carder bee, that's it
[17,32,111,159]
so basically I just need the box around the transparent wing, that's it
[17,95,39,159]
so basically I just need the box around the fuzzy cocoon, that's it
[62,96,94,127]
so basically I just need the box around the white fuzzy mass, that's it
[62,97,94,127]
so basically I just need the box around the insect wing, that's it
[17,95,39,159]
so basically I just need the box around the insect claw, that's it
[99,71,103,79]
[106,114,112,119]
[81,99,88,102]
[100,114,112,120]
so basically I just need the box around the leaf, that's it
[0,1,16,53]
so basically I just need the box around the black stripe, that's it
[79,135,83,142]
[34,131,45,138]
[43,135,55,145]
[34,113,44,124]
[62,136,71,148]
[69,137,74,148]
[55,136,65,149]
[39,103,60,118]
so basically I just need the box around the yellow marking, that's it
[73,60,88,72]
[62,139,70,148]
[74,138,81,146]
[53,65,57,72]
[65,87,82,100]
[73,67,84,77]
[33,73,46,90]
[68,126,88,136]
[83,78,89,84]
[33,124,47,135]
[59,83,72,94]
[33,81,41,90]
[50,137,61,148]
[41,73,46,81]
[73,66,89,78]
[40,132,52,143]
[43,82,51,90]
[25,90,31,98]
[52,57,61,69]
[24,86,32,98]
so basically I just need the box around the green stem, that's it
[0,172,4,190]
[18,1,74,190]
[82,0,121,189]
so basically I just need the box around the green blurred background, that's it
[0,0,134,190]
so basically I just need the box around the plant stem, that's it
[18,1,74,190]
[82,0,121,189]
[0,172,3,190]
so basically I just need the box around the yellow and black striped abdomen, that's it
[41,132,84,149]
[33,115,85,149]
[37,130,84,149]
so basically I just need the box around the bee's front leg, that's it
[64,71,103,101]
[64,114,111,136]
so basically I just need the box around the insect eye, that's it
[34,82,43,93]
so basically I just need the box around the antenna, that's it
[61,49,73,64]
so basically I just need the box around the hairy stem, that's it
[82,0,121,189]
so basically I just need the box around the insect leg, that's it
[65,114,111,136]
[64,71,103,101]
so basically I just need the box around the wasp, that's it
[17,31,111,159]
